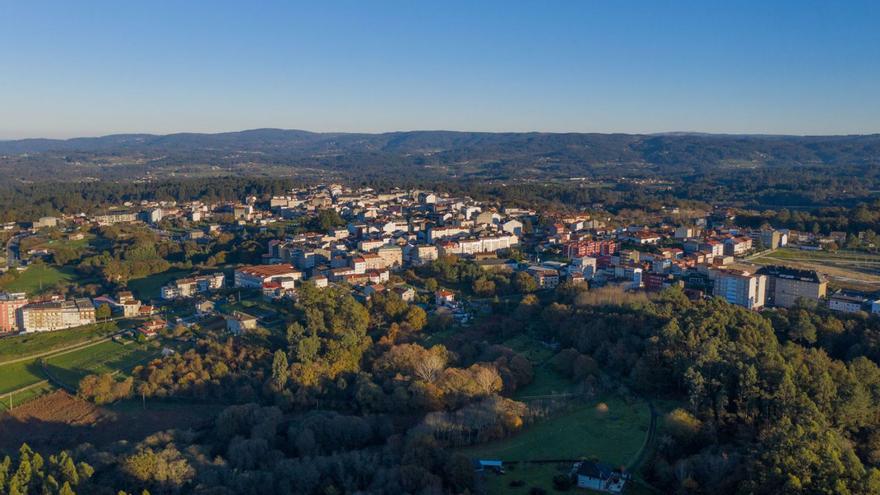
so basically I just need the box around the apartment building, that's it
[0,292,27,333]
[712,269,767,309]
[234,264,302,289]
[161,273,226,299]
[563,239,617,258]
[20,298,96,332]
[757,266,827,308]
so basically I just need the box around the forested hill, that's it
[1,129,880,181]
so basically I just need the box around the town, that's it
[1,184,874,341]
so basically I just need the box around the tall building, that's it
[712,269,767,309]
[0,292,28,333]
[757,266,827,308]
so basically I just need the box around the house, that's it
[225,311,258,335]
[194,299,215,315]
[138,318,166,339]
[572,461,627,493]
[435,290,456,307]
[392,286,416,302]
[117,291,141,317]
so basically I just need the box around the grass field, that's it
[44,340,161,389]
[514,365,577,399]
[0,361,46,394]
[465,396,652,495]
[0,321,119,363]
[0,265,78,295]
[461,395,650,465]
[127,269,189,300]
[748,247,880,291]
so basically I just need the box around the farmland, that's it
[0,322,158,409]
[44,339,163,390]
[0,321,119,363]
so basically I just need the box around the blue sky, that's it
[1,0,878,138]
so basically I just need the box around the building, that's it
[572,461,626,493]
[225,311,258,335]
[234,264,301,289]
[20,298,96,332]
[94,211,137,225]
[161,273,225,299]
[0,292,27,333]
[829,294,867,314]
[116,291,142,317]
[412,245,439,265]
[712,269,767,309]
[137,318,166,339]
[502,219,523,236]
[564,239,617,258]
[724,236,753,256]
[435,290,456,306]
[757,266,827,308]
[527,266,560,289]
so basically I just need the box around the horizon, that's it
[3,127,880,143]
[2,0,879,139]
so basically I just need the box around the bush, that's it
[510,479,526,487]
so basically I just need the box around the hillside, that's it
[2,129,880,182]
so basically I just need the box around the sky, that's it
[0,0,878,139]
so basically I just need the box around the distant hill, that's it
[1,129,879,181]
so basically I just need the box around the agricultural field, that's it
[0,361,45,394]
[44,339,163,390]
[0,321,119,363]
[0,264,78,295]
[748,247,880,291]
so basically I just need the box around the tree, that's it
[404,306,427,331]
[96,303,112,320]
[514,271,537,293]
[271,350,289,392]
